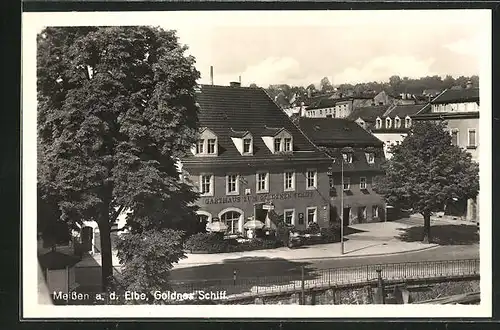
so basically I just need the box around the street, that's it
[170,244,479,283]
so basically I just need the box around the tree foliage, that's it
[37,26,201,291]
[373,121,479,243]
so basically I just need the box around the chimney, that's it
[466,80,473,89]
[239,75,241,84]
[210,66,214,85]
[230,81,241,87]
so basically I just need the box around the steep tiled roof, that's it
[183,85,330,165]
[346,105,389,122]
[297,118,383,146]
[306,98,338,110]
[432,87,479,104]
[383,104,430,118]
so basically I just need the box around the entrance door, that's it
[342,207,350,226]
[221,211,241,234]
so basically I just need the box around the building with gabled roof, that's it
[297,118,387,224]
[181,83,334,235]
[371,103,430,158]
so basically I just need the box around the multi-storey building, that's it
[180,83,333,235]
[412,84,479,221]
[371,103,430,159]
[297,118,387,224]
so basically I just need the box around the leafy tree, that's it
[373,122,479,244]
[320,76,334,93]
[37,26,200,291]
[249,83,259,88]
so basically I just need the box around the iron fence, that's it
[169,258,479,298]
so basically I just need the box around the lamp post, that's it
[340,156,345,255]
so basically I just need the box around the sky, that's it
[162,10,485,88]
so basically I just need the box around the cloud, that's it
[240,57,303,86]
[333,55,437,85]
[443,35,481,57]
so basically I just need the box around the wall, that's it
[444,117,479,162]
[221,278,479,305]
[432,101,479,113]
[372,132,408,159]
[329,171,386,224]
[187,163,331,231]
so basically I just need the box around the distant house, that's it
[371,103,430,159]
[346,105,390,131]
[304,94,376,119]
[412,83,479,222]
[422,89,442,98]
[297,118,387,224]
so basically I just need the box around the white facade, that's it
[372,132,407,159]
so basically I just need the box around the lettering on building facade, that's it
[203,191,315,205]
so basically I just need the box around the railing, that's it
[169,259,479,298]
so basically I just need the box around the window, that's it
[372,205,379,218]
[274,138,282,152]
[394,117,401,128]
[306,169,317,190]
[284,138,292,151]
[221,211,240,234]
[243,138,252,154]
[256,172,269,193]
[200,174,213,196]
[342,153,352,163]
[376,118,382,129]
[360,177,367,190]
[450,129,459,146]
[197,214,209,224]
[207,139,216,154]
[284,171,295,191]
[405,117,412,128]
[306,207,317,224]
[319,110,323,115]
[329,176,334,189]
[284,209,295,225]
[386,118,392,128]
[196,139,204,154]
[366,152,375,164]
[226,174,239,195]
[468,129,477,147]
[343,177,351,191]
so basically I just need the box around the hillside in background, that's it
[256,75,479,109]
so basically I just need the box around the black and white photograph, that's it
[22,10,492,318]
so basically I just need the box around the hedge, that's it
[183,232,281,254]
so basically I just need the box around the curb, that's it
[174,244,440,267]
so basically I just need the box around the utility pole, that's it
[340,156,345,255]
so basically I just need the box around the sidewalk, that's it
[174,238,438,269]
[84,221,439,269]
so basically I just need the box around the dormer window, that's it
[394,117,401,128]
[243,138,252,154]
[196,139,204,154]
[405,116,412,128]
[342,153,353,163]
[274,138,282,152]
[366,152,375,164]
[386,117,392,128]
[193,128,218,156]
[262,127,293,154]
[207,139,216,154]
[284,138,292,152]
[376,118,382,129]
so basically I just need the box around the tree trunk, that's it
[98,219,113,292]
[422,212,431,244]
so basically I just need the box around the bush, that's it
[183,232,281,254]
[320,224,341,243]
[183,232,230,253]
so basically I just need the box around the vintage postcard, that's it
[22,9,492,319]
